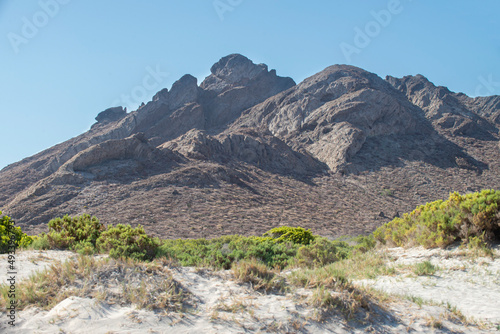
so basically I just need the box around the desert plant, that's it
[412,261,438,276]
[96,224,159,261]
[28,234,51,250]
[374,190,500,248]
[295,237,343,267]
[158,233,300,269]
[46,214,104,250]
[263,226,315,245]
[0,212,32,253]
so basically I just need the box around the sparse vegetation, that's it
[412,261,438,276]
[231,258,285,292]
[0,255,188,311]
[2,190,498,327]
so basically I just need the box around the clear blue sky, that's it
[1,0,499,170]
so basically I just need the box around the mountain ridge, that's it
[1,54,499,239]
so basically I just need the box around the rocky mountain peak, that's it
[200,54,291,94]
[1,56,499,240]
[168,74,199,110]
[95,106,127,123]
[387,74,497,139]
[208,54,267,83]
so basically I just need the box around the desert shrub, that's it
[28,234,51,250]
[158,237,234,268]
[158,234,300,269]
[158,227,316,270]
[0,212,32,253]
[373,190,500,248]
[46,214,104,250]
[263,226,315,245]
[96,224,159,261]
[72,240,97,255]
[296,237,344,267]
[353,235,376,253]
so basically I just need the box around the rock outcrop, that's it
[95,107,127,123]
[386,75,497,140]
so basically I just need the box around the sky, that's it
[0,0,499,170]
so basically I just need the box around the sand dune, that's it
[1,247,499,333]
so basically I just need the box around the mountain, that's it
[1,54,499,239]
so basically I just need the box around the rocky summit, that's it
[1,54,499,239]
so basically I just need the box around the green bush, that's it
[96,224,159,261]
[158,234,300,269]
[28,234,50,250]
[296,237,343,267]
[374,190,500,248]
[263,226,315,245]
[46,214,104,250]
[0,212,32,253]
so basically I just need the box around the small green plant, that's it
[380,188,393,196]
[413,261,438,276]
[467,233,493,257]
[96,224,159,261]
[0,212,32,253]
[407,295,424,307]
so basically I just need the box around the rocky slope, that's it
[1,54,499,238]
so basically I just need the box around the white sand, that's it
[1,249,499,333]
[355,245,500,324]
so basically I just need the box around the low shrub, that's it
[28,234,51,250]
[96,224,159,261]
[0,212,32,253]
[46,214,104,250]
[296,237,343,267]
[263,226,315,245]
[373,190,500,248]
[158,234,300,269]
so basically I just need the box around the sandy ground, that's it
[0,248,499,333]
[355,245,500,324]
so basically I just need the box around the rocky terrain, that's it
[1,54,499,239]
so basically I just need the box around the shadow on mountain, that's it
[346,122,488,175]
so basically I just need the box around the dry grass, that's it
[0,255,190,312]
[289,250,394,289]
[231,258,286,293]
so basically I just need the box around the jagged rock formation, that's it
[386,75,497,140]
[0,55,499,238]
[95,107,127,124]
